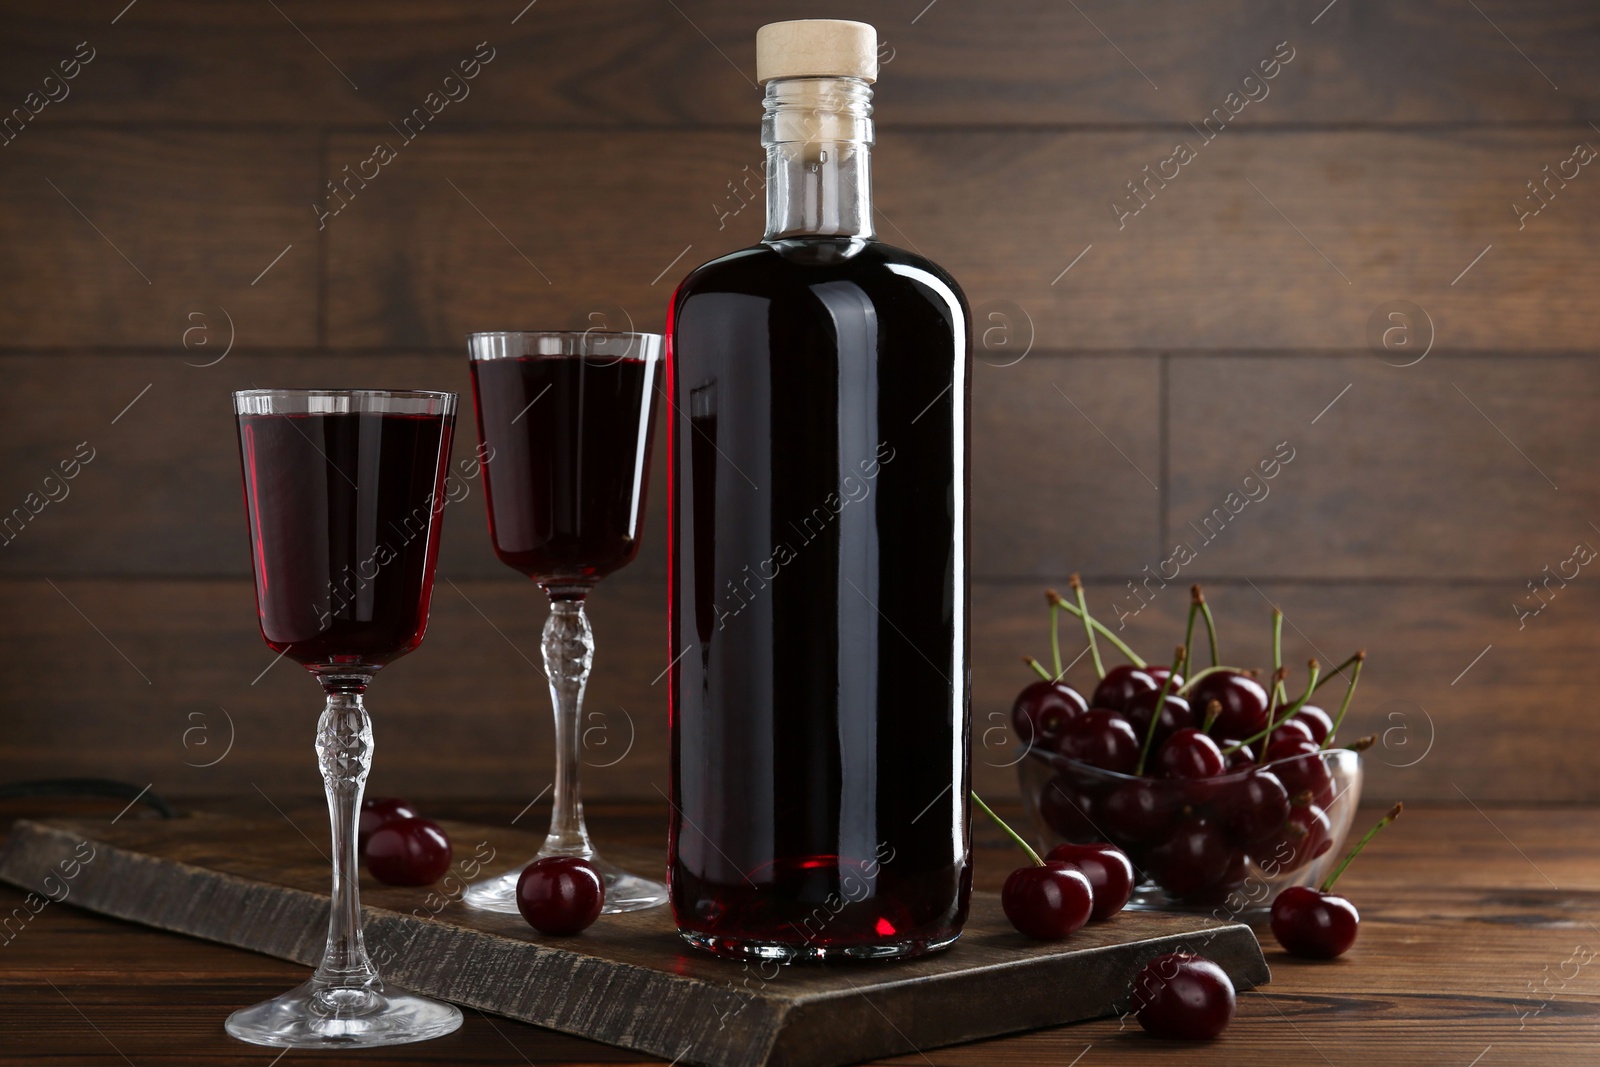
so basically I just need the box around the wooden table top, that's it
[0,799,1589,1066]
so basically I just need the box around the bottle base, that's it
[677,929,962,963]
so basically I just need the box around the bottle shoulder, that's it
[674,239,968,310]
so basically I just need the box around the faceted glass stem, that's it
[542,598,597,857]
[312,681,381,1002]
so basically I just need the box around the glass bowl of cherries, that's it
[1013,579,1369,916]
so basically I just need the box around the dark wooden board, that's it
[1,1,1594,125]
[0,814,1268,1067]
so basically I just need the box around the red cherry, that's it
[1293,704,1334,745]
[1213,769,1291,845]
[1047,842,1135,920]
[364,816,452,886]
[1056,709,1142,774]
[1259,802,1333,874]
[1270,885,1359,958]
[1001,861,1094,939]
[1268,716,1315,748]
[1011,680,1088,749]
[1144,666,1185,692]
[1155,728,1226,780]
[1273,750,1337,809]
[1188,672,1269,739]
[1264,731,1320,764]
[358,796,419,851]
[1091,665,1158,712]
[1125,690,1195,752]
[517,856,604,935]
[1132,952,1236,1039]
[1219,740,1257,771]
[1145,817,1234,898]
[1102,776,1171,844]
[1038,776,1101,844]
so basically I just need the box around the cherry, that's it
[1155,728,1226,780]
[1038,776,1101,844]
[1011,679,1088,749]
[517,856,604,935]
[1267,716,1315,750]
[1220,740,1257,771]
[1125,690,1195,752]
[1264,731,1320,764]
[1132,952,1236,1040]
[1294,704,1334,745]
[1144,665,1185,692]
[1213,769,1291,845]
[365,816,452,886]
[1188,671,1269,739]
[1270,802,1401,959]
[1260,800,1332,874]
[1102,776,1170,844]
[974,791,1096,939]
[359,796,419,851]
[1273,750,1337,809]
[1056,709,1141,775]
[1091,664,1158,713]
[1047,842,1135,920]
[1271,885,1359,958]
[1002,861,1095,938]
[1144,817,1234,898]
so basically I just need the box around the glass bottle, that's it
[665,19,971,961]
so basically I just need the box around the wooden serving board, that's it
[0,814,1269,1067]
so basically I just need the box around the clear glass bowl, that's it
[1016,745,1362,919]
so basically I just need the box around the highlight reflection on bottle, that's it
[667,19,972,961]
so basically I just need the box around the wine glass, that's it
[461,331,668,913]
[226,388,462,1048]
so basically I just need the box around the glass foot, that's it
[463,852,668,915]
[225,977,462,1048]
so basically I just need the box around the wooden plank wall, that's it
[0,1,1596,805]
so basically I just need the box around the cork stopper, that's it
[756,19,878,84]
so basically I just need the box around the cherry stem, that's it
[1134,645,1186,777]
[1047,592,1147,668]
[1069,574,1105,680]
[971,790,1044,867]
[1258,661,1318,764]
[1254,666,1290,765]
[1320,651,1366,750]
[1312,651,1364,693]
[1201,699,1222,735]
[1046,591,1064,679]
[1023,656,1053,682]
[1320,802,1403,893]
[1184,590,1201,665]
[1177,663,1254,698]
[1194,585,1220,666]
[1271,609,1286,705]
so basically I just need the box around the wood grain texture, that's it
[0,130,319,347]
[0,814,1269,1067]
[0,1,1594,125]
[4,574,1593,804]
[0,351,1160,581]
[0,802,1590,1066]
[322,129,1600,351]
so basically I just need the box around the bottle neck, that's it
[762,76,875,242]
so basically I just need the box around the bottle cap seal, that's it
[756,19,877,84]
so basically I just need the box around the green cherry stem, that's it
[1022,656,1053,682]
[1311,651,1364,693]
[1320,650,1366,749]
[1048,593,1147,668]
[1184,588,1201,665]
[1069,574,1106,680]
[1134,645,1186,777]
[1271,609,1286,705]
[1193,585,1220,667]
[1045,589,1064,679]
[1320,802,1403,893]
[1254,665,1291,765]
[971,790,1044,867]
[1201,699,1222,735]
